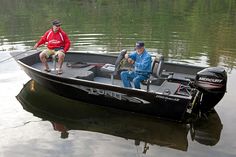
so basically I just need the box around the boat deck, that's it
[32,61,161,90]
[32,61,95,78]
[31,61,192,96]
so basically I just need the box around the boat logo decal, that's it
[78,85,150,104]
[198,77,223,83]
[155,95,180,101]
[88,87,122,100]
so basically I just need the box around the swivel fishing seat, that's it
[145,54,164,91]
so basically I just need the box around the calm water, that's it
[1,0,236,156]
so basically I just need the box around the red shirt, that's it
[36,28,70,53]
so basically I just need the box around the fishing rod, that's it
[0,48,36,63]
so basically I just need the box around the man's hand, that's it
[127,58,134,64]
[124,53,129,59]
[33,43,38,49]
[125,54,134,64]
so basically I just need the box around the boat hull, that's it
[20,64,191,121]
[14,51,226,121]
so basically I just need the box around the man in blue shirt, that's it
[120,41,152,89]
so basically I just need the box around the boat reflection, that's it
[16,80,223,152]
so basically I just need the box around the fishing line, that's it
[0,48,35,63]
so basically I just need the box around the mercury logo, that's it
[199,77,223,83]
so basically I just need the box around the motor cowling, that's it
[194,67,227,112]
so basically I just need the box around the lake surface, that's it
[0,0,236,156]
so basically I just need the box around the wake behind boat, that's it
[13,50,227,121]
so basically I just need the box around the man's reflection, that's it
[51,122,69,139]
[135,140,149,154]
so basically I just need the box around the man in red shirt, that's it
[34,20,70,74]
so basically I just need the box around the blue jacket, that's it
[129,49,152,74]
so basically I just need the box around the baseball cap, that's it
[52,20,61,26]
[135,41,144,49]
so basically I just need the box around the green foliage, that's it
[0,0,236,67]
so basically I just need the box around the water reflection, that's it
[16,80,223,152]
[51,122,69,139]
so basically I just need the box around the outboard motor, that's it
[195,67,227,112]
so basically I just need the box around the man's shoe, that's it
[57,69,63,75]
[44,68,51,72]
